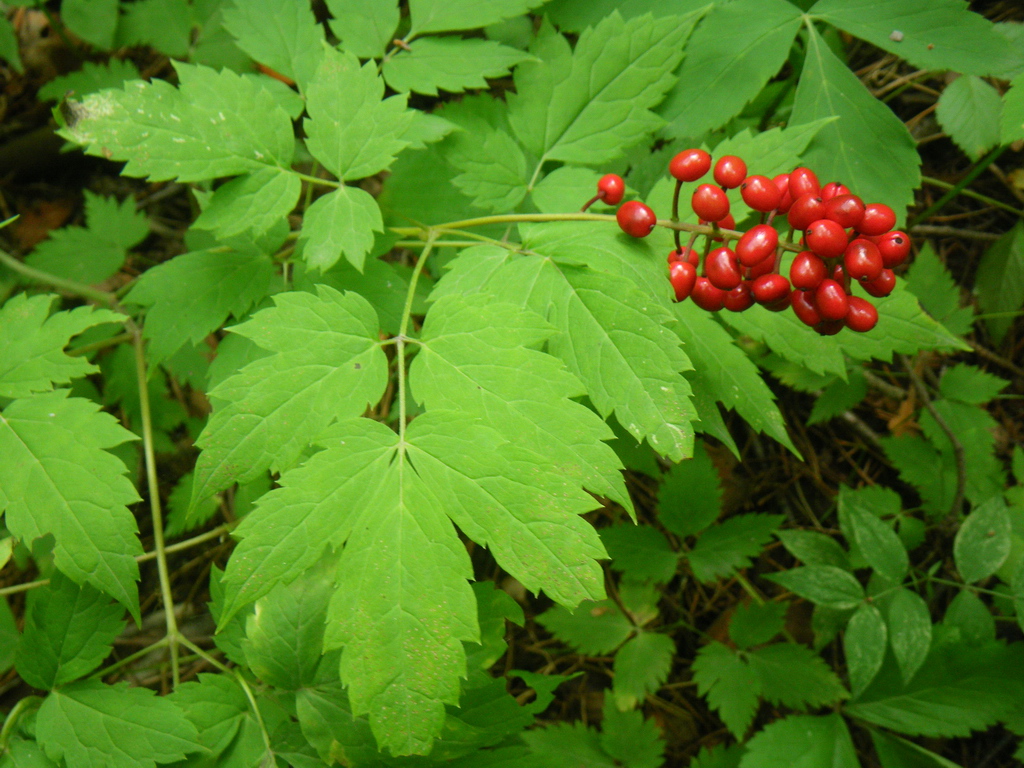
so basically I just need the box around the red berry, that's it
[876,230,911,267]
[789,167,820,198]
[787,193,826,231]
[736,224,779,267]
[705,247,742,290]
[744,257,776,280]
[691,277,726,311]
[740,175,782,212]
[670,261,697,301]
[824,194,865,229]
[668,247,700,267]
[864,268,896,297]
[724,282,755,312]
[843,238,883,282]
[816,319,845,335]
[791,290,821,327]
[713,156,747,189]
[805,219,849,259]
[820,182,851,201]
[772,174,794,214]
[765,293,792,312]
[597,174,625,205]
[790,251,826,291]
[845,296,879,332]
[616,200,657,237]
[858,203,896,236]
[670,149,712,182]
[692,184,730,222]
[815,279,849,321]
[752,273,791,304]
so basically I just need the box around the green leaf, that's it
[296,682,379,767]
[690,744,746,768]
[776,529,851,569]
[169,674,260,768]
[468,582,524,671]
[1002,72,1024,144]
[884,587,932,685]
[944,589,995,645]
[599,698,665,768]
[537,600,634,656]
[114,0,193,58]
[767,565,864,610]
[808,370,866,425]
[296,256,414,337]
[409,0,546,35]
[190,286,388,509]
[411,293,630,510]
[304,48,415,181]
[222,0,323,90]
[846,637,1024,737]
[954,496,1012,583]
[722,305,845,377]
[26,191,149,285]
[790,23,920,221]
[0,15,22,73]
[165,472,219,538]
[126,247,275,366]
[36,681,201,768]
[975,220,1024,345]
[739,714,858,768]
[921,400,1005,506]
[243,557,334,691]
[38,59,141,102]
[0,737,57,768]
[508,11,701,165]
[903,243,974,336]
[61,62,295,182]
[687,514,784,583]
[672,303,797,454]
[0,392,142,618]
[881,435,955,517]
[612,631,674,711]
[939,363,1008,404]
[935,75,1002,160]
[839,486,909,582]
[871,731,963,768]
[298,186,383,272]
[747,643,849,710]
[809,0,1023,77]
[524,722,615,768]
[845,602,887,697]
[692,642,760,737]
[15,572,125,690]
[659,0,801,139]
[0,294,124,399]
[728,602,788,649]
[600,524,678,583]
[657,441,722,538]
[62,0,118,49]
[383,37,534,96]
[192,168,300,239]
[531,167,604,213]
[326,0,398,59]
[447,127,530,212]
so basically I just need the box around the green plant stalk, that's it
[0,248,116,306]
[396,231,438,433]
[88,636,170,681]
[910,147,1015,226]
[0,695,44,752]
[131,327,180,686]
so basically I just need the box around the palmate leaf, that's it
[0,392,142,618]
[508,10,702,166]
[383,38,534,97]
[221,0,324,91]
[658,0,802,139]
[60,62,295,183]
[36,681,201,768]
[125,246,275,367]
[791,24,920,222]
[190,286,389,511]
[0,294,123,399]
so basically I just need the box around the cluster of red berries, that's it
[595,151,912,335]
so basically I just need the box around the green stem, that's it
[0,248,117,305]
[88,637,170,680]
[131,326,180,686]
[396,232,438,434]
[292,171,340,188]
[925,575,1006,598]
[68,332,134,357]
[0,696,44,751]
[910,147,1016,226]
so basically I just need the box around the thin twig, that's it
[909,224,1001,241]
[861,369,907,400]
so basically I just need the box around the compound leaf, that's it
[126,247,275,367]
[791,24,919,222]
[692,642,760,738]
[974,221,1024,345]
[447,127,530,213]
[383,38,533,96]
[537,599,634,656]
[885,588,932,685]
[326,0,399,59]
[304,48,415,182]
[1002,71,1024,144]
[60,62,295,183]
[839,487,909,583]
[935,75,1002,160]
[740,713,858,768]
[845,602,888,697]
[0,392,141,618]
[0,295,124,399]
[767,565,864,610]
[190,286,388,510]
[222,0,323,91]
[954,495,1011,583]
[688,514,784,583]
[600,524,678,583]
[938,364,1008,405]
[657,440,722,538]
[747,643,849,710]
[409,0,545,35]
[192,168,301,239]
[36,681,200,768]
[612,631,674,711]
[599,698,665,768]
[169,673,258,768]
[15,572,125,690]
[903,243,974,336]
[298,185,383,272]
